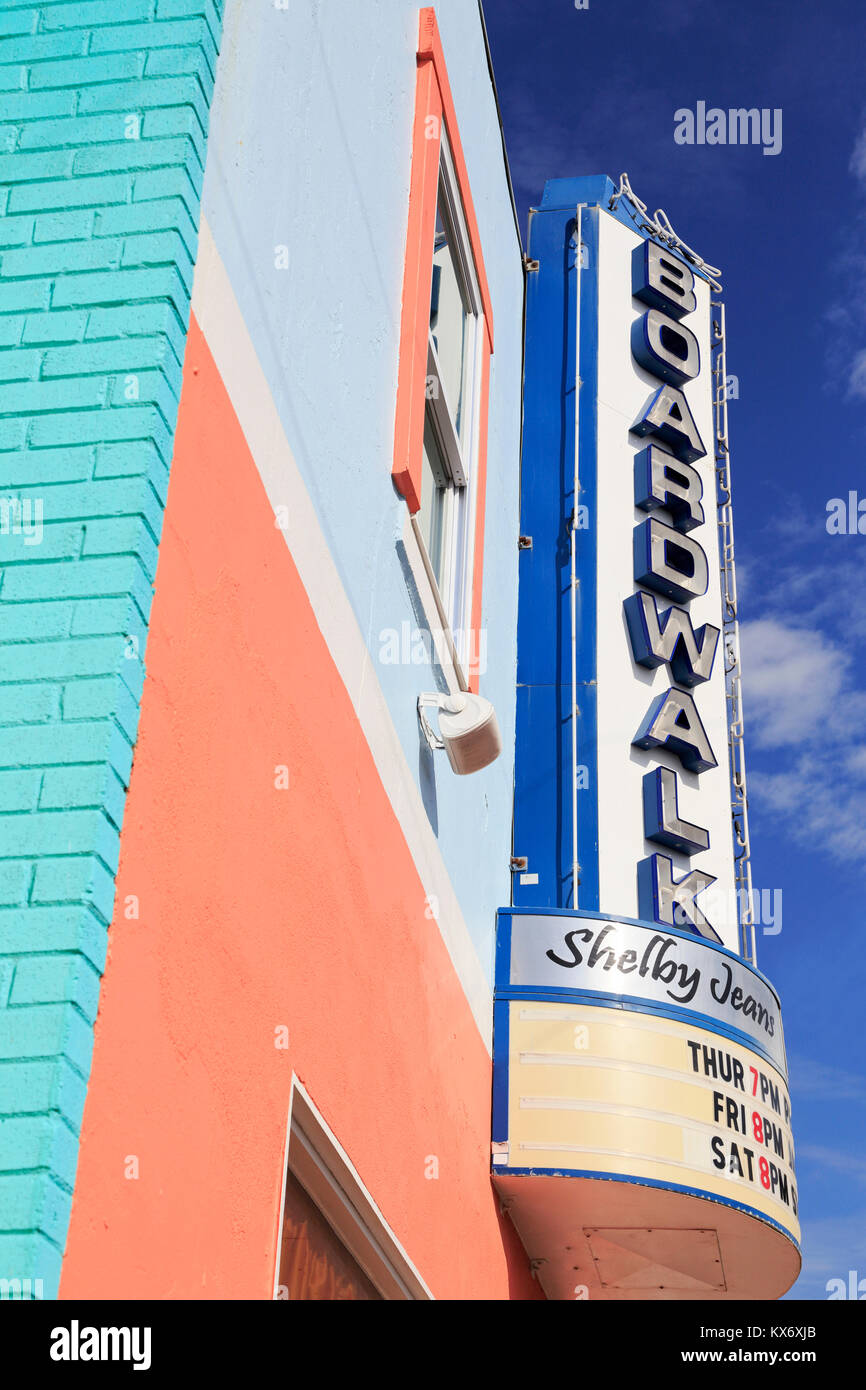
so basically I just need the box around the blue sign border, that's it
[494,907,788,1078]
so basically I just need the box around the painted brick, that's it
[0,1119,80,1190]
[29,52,146,92]
[0,278,51,312]
[0,906,108,974]
[0,720,134,782]
[50,264,188,313]
[0,520,83,567]
[95,196,198,262]
[0,9,39,40]
[69,593,149,640]
[0,419,27,451]
[1,560,154,623]
[10,954,102,1025]
[107,369,180,419]
[0,1174,72,1249]
[0,0,224,1300]
[0,1003,94,1075]
[22,312,89,345]
[0,375,108,414]
[158,0,223,46]
[42,335,179,379]
[0,445,94,484]
[120,229,194,288]
[0,348,41,381]
[91,17,214,57]
[30,857,116,929]
[0,149,75,183]
[144,102,206,144]
[82,516,160,579]
[0,684,60,725]
[40,0,155,29]
[78,74,210,121]
[0,600,73,644]
[86,301,187,364]
[73,135,203,184]
[40,764,127,829]
[0,1232,62,1297]
[0,214,37,249]
[0,1059,88,1132]
[33,210,95,243]
[0,316,25,348]
[7,173,131,215]
[0,862,31,908]
[0,90,77,123]
[132,163,199,217]
[27,405,174,462]
[95,442,170,507]
[0,31,87,68]
[0,477,161,527]
[0,635,140,686]
[0,770,41,813]
[1,237,118,279]
[0,67,27,94]
[62,676,140,744]
[0,811,119,870]
[18,113,132,151]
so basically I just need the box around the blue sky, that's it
[484,0,866,1299]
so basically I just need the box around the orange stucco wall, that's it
[59,316,538,1301]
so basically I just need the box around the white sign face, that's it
[593,212,737,949]
[507,912,786,1075]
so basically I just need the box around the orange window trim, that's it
[392,7,494,694]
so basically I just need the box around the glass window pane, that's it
[429,190,470,440]
[417,411,449,592]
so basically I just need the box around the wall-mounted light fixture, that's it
[417,692,502,775]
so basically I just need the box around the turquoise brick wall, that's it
[0,0,224,1298]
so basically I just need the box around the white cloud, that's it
[849,347,866,399]
[850,127,866,184]
[740,616,866,861]
[789,1055,866,1103]
[788,1209,866,1297]
[798,1146,866,1186]
[739,618,849,748]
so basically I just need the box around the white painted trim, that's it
[191,218,492,1048]
[273,1077,434,1301]
[403,511,466,695]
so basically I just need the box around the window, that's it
[392,8,494,691]
[273,1082,432,1301]
[417,134,484,656]
[277,1168,382,1300]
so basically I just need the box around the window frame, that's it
[272,1079,433,1301]
[392,6,494,692]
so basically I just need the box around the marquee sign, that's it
[499,175,799,1301]
[499,909,786,1075]
[627,238,723,941]
[495,997,799,1247]
[514,174,738,952]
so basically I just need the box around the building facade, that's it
[0,0,797,1301]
